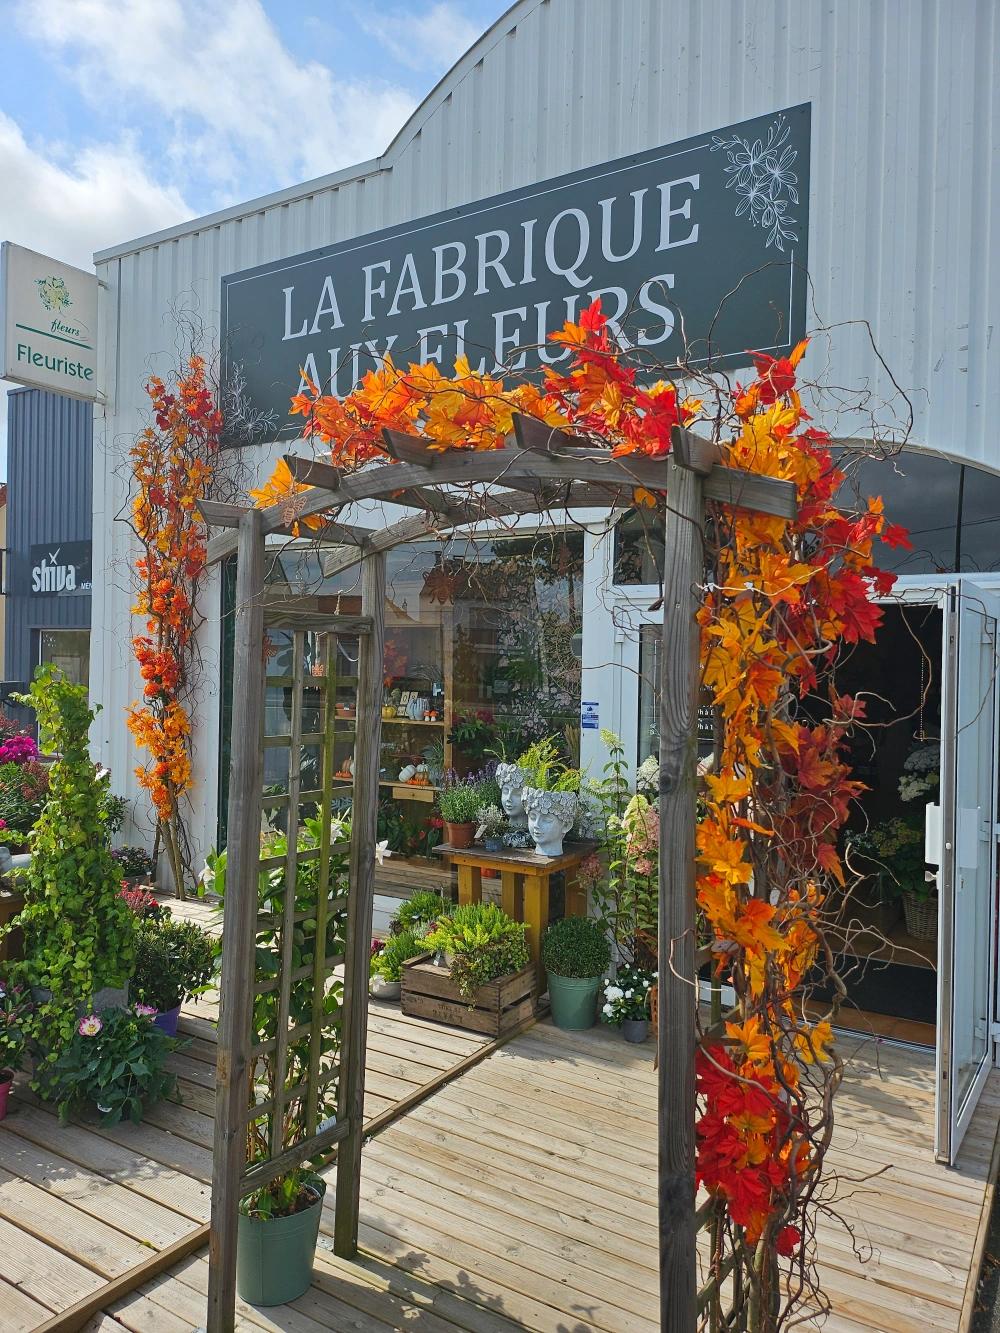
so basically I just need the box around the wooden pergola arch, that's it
[199,415,798,1333]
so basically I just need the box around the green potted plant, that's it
[237,1170,328,1306]
[392,889,452,935]
[370,929,425,1000]
[424,903,529,1001]
[111,846,157,885]
[541,915,611,1030]
[47,1005,181,1126]
[0,980,34,1119]
[9,667,136,1073]
[600,965,656,1043]
[476,803,508,852]
[846,816,930,940]
[517,737,581,857]
[131,916,215,1036]
[438,774,483,849]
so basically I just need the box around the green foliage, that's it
[10,666,136,1057]
[425,903,529,1000]
[438,775,484,824]
[47,1006,181,1127]
[101,793,129,837]
[541,915,611,980]
[846,814,929,901]
[371,929,425,983]
[238,1169,325,1220]
[0,980,35,1075]
[111,846,156,878]
[448,710,497,760]
[0,760,49,838]
[517,736,580,792]
[132,917,216,1013]
[393,890,451,934]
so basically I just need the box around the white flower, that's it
[602,1004,614,1016]
[605,985,623,1001]
[643,979,651,988]
[374,840,392,866]
[625,989,633,998]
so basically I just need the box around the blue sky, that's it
[0,0,512,468]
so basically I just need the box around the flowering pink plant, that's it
[135,1004,158,1017]
[0,735,39,766]
[78,1015,103,1037]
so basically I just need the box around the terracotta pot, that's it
[444,821,476,849]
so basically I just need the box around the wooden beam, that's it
[207,507,266,1333]
[334,549,387,1257]
[381,427,440,465]
[671,424,798,520]
[25,1225,209,1333]
[196,499,249,527]
[511,412,594,452]
[282,454,342,491]
[670,425,725,477]
[658,457,702,1333]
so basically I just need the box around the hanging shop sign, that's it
[220,104,810,444]
[0,242,101,402]
[29,540,92,596]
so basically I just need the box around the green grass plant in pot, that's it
[424,903,529,1001]
[237,1170,327,1306]
[438,773,483,849]
[371,928,425,1000]
[541,915,611,1030]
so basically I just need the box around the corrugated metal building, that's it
[90,0,1000,861]
[5,386,92,700]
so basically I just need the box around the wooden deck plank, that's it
[0,1274,55,1333]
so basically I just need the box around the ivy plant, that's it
[10,665,136,1057]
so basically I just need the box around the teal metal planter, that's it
[547,973,601,1030]
[236,1175,326,1306]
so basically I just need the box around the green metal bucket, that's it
[547,973,602,1030]
[236,1175,326,1306]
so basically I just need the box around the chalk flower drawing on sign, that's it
[711,113,800,251]
[35,275,72,312]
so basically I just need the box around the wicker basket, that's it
[902,891,938,943]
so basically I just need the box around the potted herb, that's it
[131,917,215,1036]
[424,903,529,1001]
[0,980,33,1119]
[371,928,424,1000]
[47,1005,181,1126]
[476,804,508,852]
[237,1170,327,1306]
[541,915,611,1030]
[601,965,656,1043]
[438,774,483,849]
[518,737,580,857]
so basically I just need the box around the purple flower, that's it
[134,1004,158,1018]
[78,1015,103,1037]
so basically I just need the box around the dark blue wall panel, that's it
[5,387,92,686]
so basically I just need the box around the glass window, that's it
[613,511,664,585]
[638,624,715,768]
[39,629,89,689]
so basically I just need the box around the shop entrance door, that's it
[924,582,1000,1163]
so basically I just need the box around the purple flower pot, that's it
[153,1005,181,1038]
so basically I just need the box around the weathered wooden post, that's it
[658,448,703,1333]
[208,507,265,1333]
[334,549,387,1256]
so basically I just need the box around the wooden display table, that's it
[434,840,599,991]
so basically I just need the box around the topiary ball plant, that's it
[541,915,611,980]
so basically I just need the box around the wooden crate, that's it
[401,951,536,1037]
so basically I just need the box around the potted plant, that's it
[392,889,452,934]
[438,774,483,849]
[518,737,581,858]
[131,916,215,1036]
[601,965,656,1043]
[541,915,611,1030]
[111,846,157,886]
[424,903,530,1001]
[46,1005,181,1126]
[476,803,508,852]
[370,928,425,1000]
[846,816,930,940]
[237,1170,327,1306]
[0,980,33,1119]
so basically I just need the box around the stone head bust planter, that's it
[496,763,529,829]
[523,788,578,858]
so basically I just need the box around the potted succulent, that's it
[541,915,611,1030]
[517,737,580,858]
[131,916,215,1037]
[600,965,656,1042]
[476,803,508,852]
[438,774,483,849]
[237,1170,327,1306]
[370,929,424,1000]
[0,979,33,1119]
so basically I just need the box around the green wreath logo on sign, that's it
[35,274,72,312]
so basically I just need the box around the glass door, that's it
[931,583,1000,1163]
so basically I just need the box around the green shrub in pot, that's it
[541,915,611,1030]
[371,929,424,984]
[131,917,216,1033]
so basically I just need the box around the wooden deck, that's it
[0,993,998,1332]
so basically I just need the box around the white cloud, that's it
[0,112,190,269]
[14,0,417,190]
[358,2,482,74]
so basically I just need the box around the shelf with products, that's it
[381,717,446,727]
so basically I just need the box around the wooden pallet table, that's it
[434,840,599,992]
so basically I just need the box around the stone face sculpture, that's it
[523,788,578,858]
[496,763,529,829]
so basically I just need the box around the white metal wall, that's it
[91,0,1000,869]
